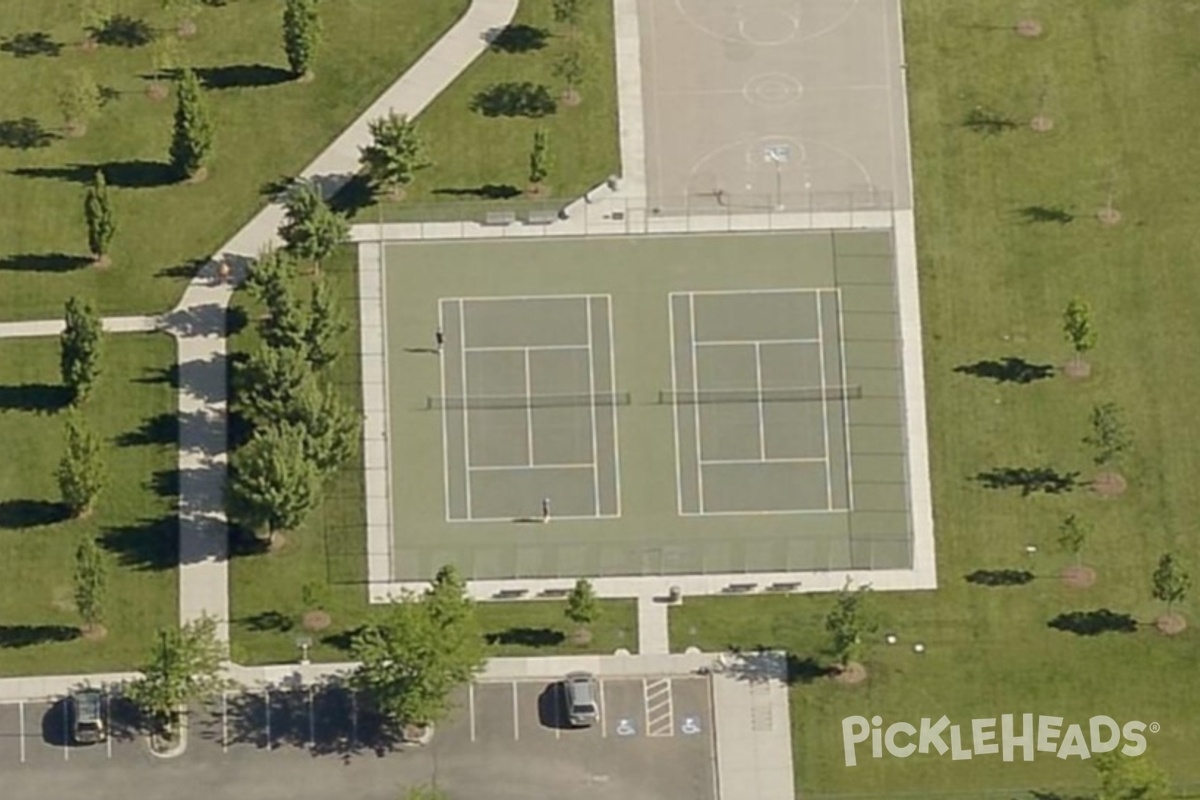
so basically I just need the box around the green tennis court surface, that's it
[383,231,912,580]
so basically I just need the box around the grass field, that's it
[0,334,178,676]
[353,0,620,223]
[0,0,468,321]
[226,246,637,664]
[670,1,1200,797]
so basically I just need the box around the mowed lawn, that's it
[358,0,620,223]
[226,246,638,664]
[0,0,468,321]
[0,334,178,676]
[674,1,1200,797]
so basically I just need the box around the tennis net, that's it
[658,385,862,404]
[428,392,632,410]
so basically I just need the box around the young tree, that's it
[245,245,295,310]
[282,0,321,79]
[126,616,227,733]
[278,182,348,274]
[1083,401,1131,466]
[73,536,108,635]
[84,169,116,265]
[1056,513,1088,567]
[1094,751,1170,800]
[148,34,181,100]
[57,411,106,517]
[1062,297,1097,368]
[292,379,360,477]
[170,67,214,180]
[564,577,600,638]
[552,43,584,104]
[60,296,103,403]
[528,128,551,188]
[1152,553,1191,616]
[359,112,432,199]
[58,69,103,136]
[552,0,583,31]
[229,423,322,544]
[351,581,486,731]
[305,277,347,370]
[425,564,473,630]
[161,0,201,37]
[824,580,878,670]
[236,344,313,426]
[259,283,308,353]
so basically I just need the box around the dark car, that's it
[70,689,106,744]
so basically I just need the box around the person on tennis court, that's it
[435,326,444,352]
[541,496,552,523]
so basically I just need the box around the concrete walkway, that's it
[0,315,159,339]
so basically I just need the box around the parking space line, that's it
[350,691,358,747]
[555,683,563,740]
[105,695,112,759]
[308,688,315,750]
[599,681,607,739]
[222,691,229,753]
[18,700,25,763]
[512,683,520,740]
[264,688,271,749]
[468,684,476,742]
[62,701,69,760]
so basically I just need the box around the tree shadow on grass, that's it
[0,500,69,530]
[469,82,557,118]
[239,610,295,634]
[1047,609,1137,636]
[11,160,175,188]
[115,412,178,447]
[962,105,1018,135]
[0,624,79,648]
[432,184,521,200]
[0,253,89,273]
[974,466,1079,496]
[1026,791,1091,800]
[91,15,155,48]
[100,515,178,571]
[785,654,836,685]
[328,174,375,217]
[0,118,59,149]
[192,64,292,90]
[0,32,63,58]
[484,627,565,648]
[965,569,1035,587]
[0,383,72,412]
[485,24,550,53]
[953,357,1055,384]
[1016,205,1074,224]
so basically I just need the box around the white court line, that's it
[458,299,474,520]
[696,338,819,347]
[458,511,615,524]
[468,684,476,742]
[836,288,856,509]
[700,457,826,466]
[452,293,599,303]
[599,680,607,739]
[754,342,766,460]
[814,292,834,510]
[683,287,821,296]
[511,683,520,741]
[468,463,595,471]
[222,691,229,753]
[604,296,622,517]
[680,507,843,517]
[463,344,589,353]
[688,294,705,513]
[667,295,684,515]
[585,299,601,516]
[523,348,535,465]
[18,700,24,763]
[439,300,452,522]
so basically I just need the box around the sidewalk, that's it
[0,315,159,339]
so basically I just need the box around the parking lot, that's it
[0,677,716,800]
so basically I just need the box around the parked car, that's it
[69,689,106,744]
[563,672,599,727]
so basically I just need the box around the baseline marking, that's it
[836,288,856,510]
[668,295,685,515]
[586,298,601,515]
[680,507,838,518]
[605,296,623,517]
[463,344,589,354]
[696,338,819,347]
[813,292,834,509]
[469,463,595,472]
[688,293,705,513]
[700,457,825,466]
[458,299,474,519]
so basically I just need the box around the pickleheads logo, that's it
[842,715,1157,766]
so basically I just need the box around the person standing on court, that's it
[541,496,552,523]
[435,326,444,353]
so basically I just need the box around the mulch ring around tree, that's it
[1062,359,1091,380]
[81,623,108,641]
[1016,19,1043,38]
[1030,115,1054,132]
[570,628,593,646]
[1091,471,1127,497]
[1156,613,1187,635]
[832,661,867,685]
[1096,207,1122,225]
[1060,565,1096,589]
[146,83,169,102]
[302,610,331,632]
[561,88,582,107]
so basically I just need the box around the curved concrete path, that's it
[164,0,519,643]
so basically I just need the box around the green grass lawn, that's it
[0,0,468,321]
[671,1,1200,797]
[353,0,620,223]
[0,334,178,676]
[226,246,637,664]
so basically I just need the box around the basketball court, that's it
[637,0,912,214]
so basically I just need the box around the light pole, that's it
[295,635,312,665]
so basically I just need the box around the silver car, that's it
[563,672,599,727]
[70,689,105,744]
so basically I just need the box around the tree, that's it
[73,536,108,634]
[824,580,878,669]
[57,411,105,518]
[1083,401,1131,466]
[148,34,181,99]
[553,43,584,104]
[552,0,583,31]
[282,0,322,79]
[60,296,103,403]
[126,616,227,732]
[1152,553,1191,616]
[57,69,102,136]
[170,67,214,180]
[245,246,295,310]
[84,169,116,265]
[305,276,347,370]
[351,570,485,730]
[81,0,114,41]
[229,423,322,544]
[278,182,348,274]
[292,379,359,477]
[528,128,551,187]
[1094,751,1170,800]
[1056,513,1088,567]
[236,344,314,427]
[359,112,431,199]
[564,577,600,632]
[259,282,308,353]
[1062,297,1097,367]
